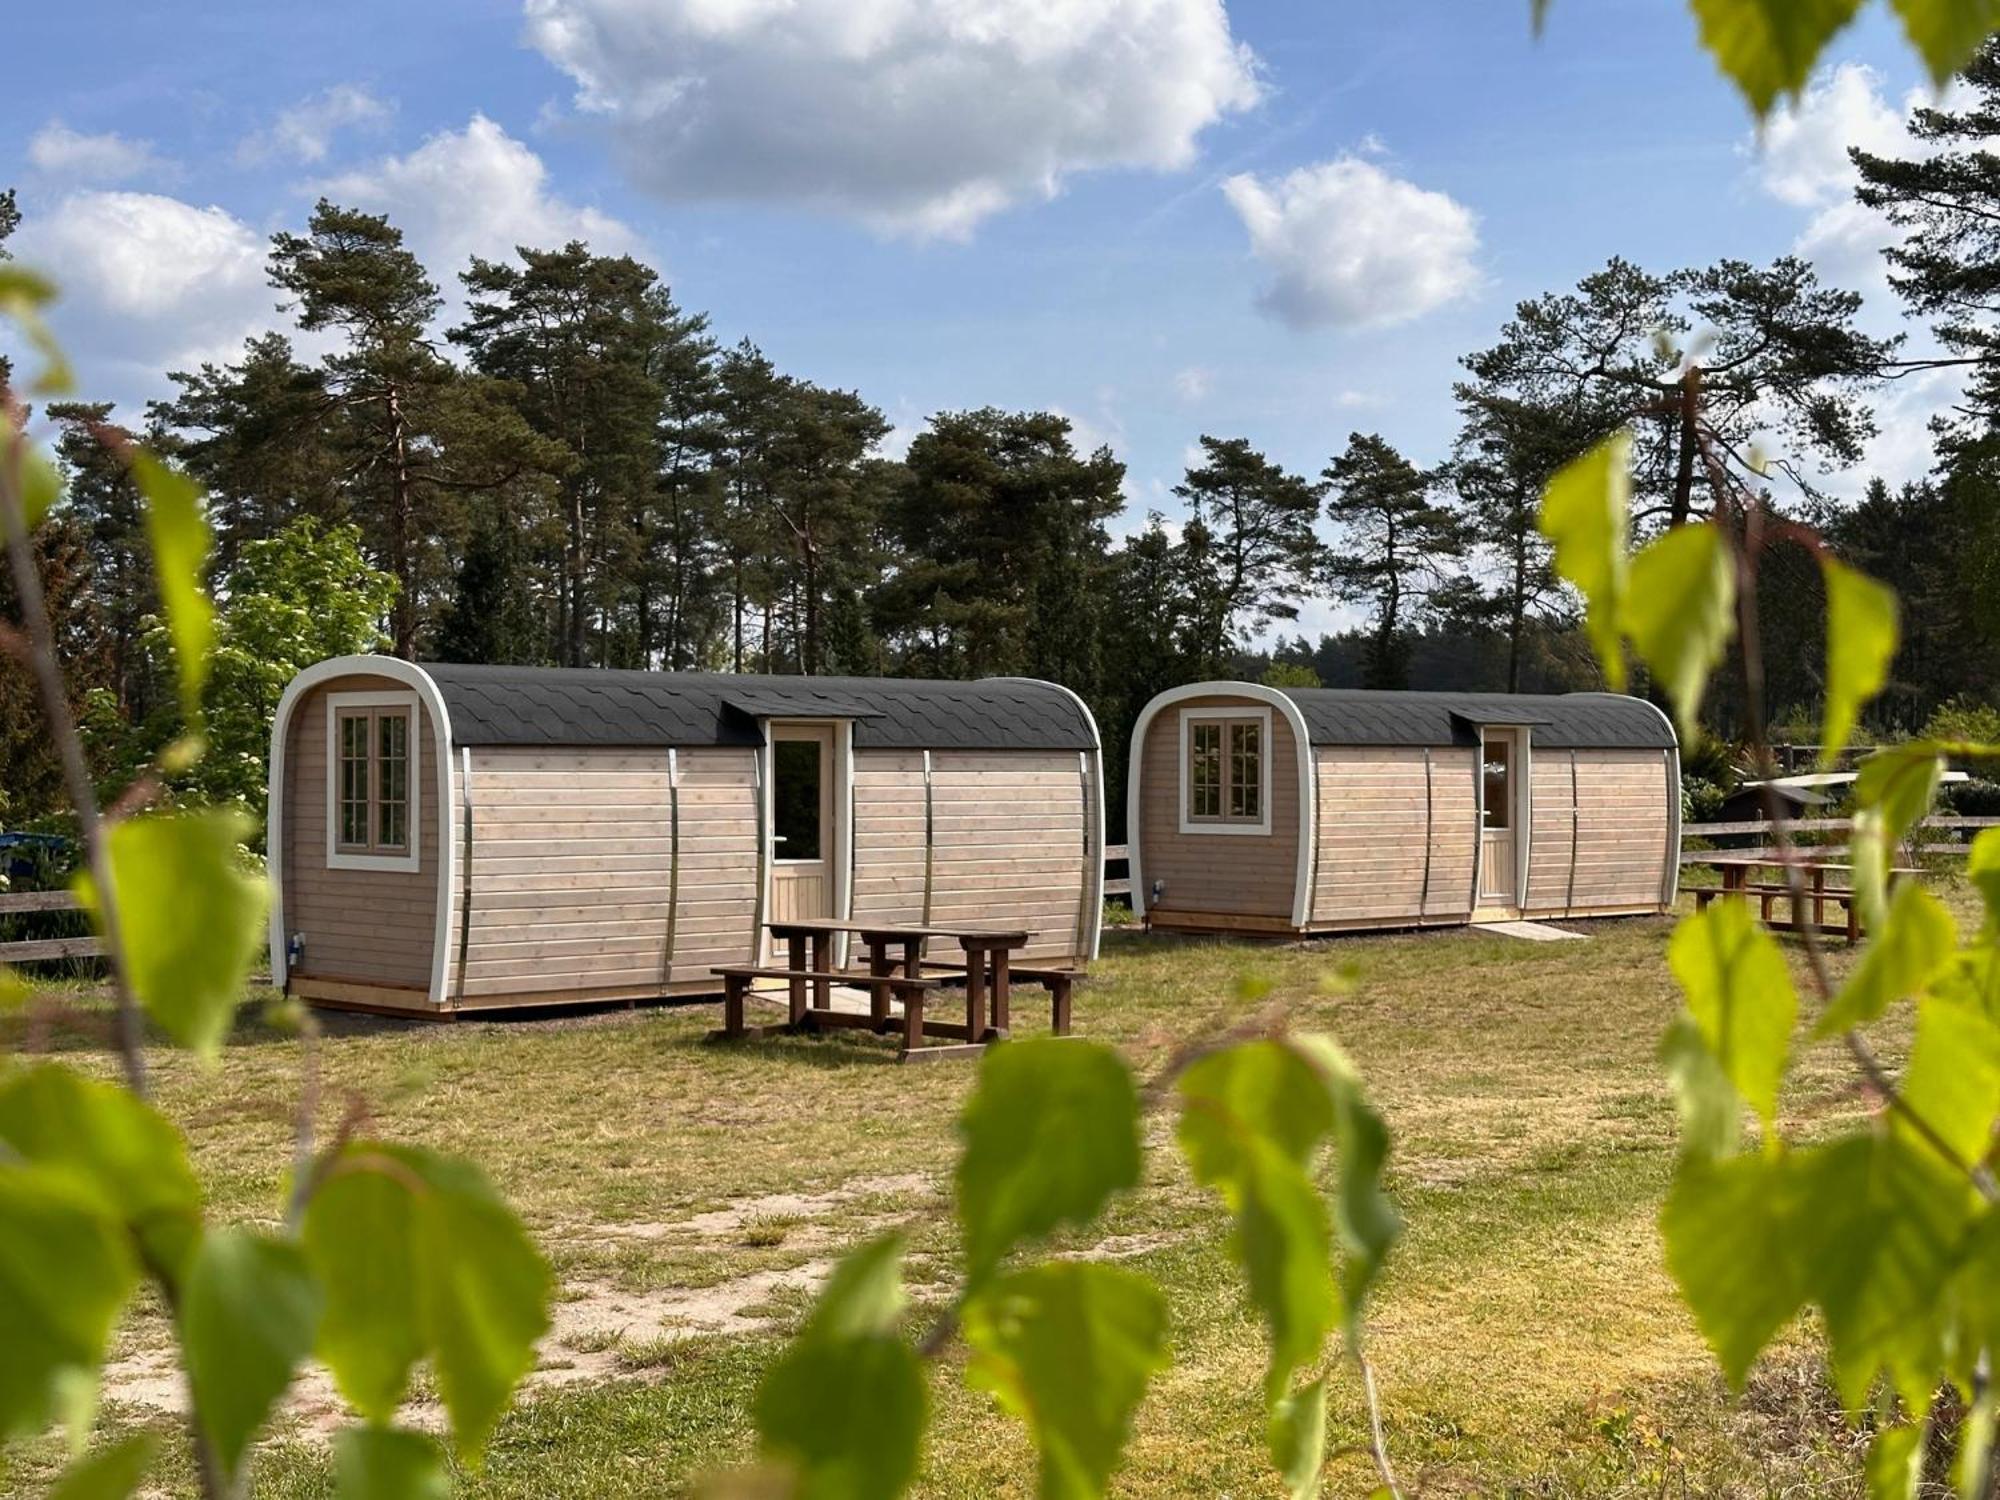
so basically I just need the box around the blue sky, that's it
[3,0,1956,633]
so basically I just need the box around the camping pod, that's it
[1127,683,1679,934]
[267,658,1104,1015]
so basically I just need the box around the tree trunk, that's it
[386,380,416,658]
[1670,366,1702,529]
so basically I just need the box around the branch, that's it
[0,398,149,1094]
[1359,1353,1406,1500]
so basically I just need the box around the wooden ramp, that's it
[1480,920,1587,943]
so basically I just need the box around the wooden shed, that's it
[267,658,1104,1015]
[1127,683,1679,935]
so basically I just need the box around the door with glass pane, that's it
[1478,729,1521,908]
[767,725,835,946]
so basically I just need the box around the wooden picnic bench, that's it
[1688,855,1920,944]
[716,919,1075,1062]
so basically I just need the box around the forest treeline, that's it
[7,44,2000,836]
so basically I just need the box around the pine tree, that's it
[1323,433,1464,690]
[1170,436,1321,674]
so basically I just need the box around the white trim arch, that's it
[985,676,1106,962]
[267,655,457,1005]
[1125,682,1317,930]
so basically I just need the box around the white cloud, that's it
[1751,63,1904,209]
[239,84,393,164]
[1222,155,1481,331]
[27,122,172,184]
[316,115,641,284]
[522,0,1263,239]
[1173,366,1210,401]
[11,192,277,401]
[1749,64,1980,301]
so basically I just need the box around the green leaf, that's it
[305,1145,550,1460]
[1897,995,2000,1168]
[1954,1206,2000,1377]
[182,1228,322,1478]
[1819,558,1899,766]
[1625,522,1736,741]
[47,1435,159,1500]
[0,1063,203,1284]
[128,450,214,728]
[962,1262,1169,1500]
[333,1426,450,1500]
[1660,1152,1805,1389]
[1967,827,2000,926]
[303,1160,426,1422]
[0,1164,138,1440]
[1178,1042,1336,1397]
[1890,0,2000,87]
[1304,1037,1400,1325]
[1,416,63,532]
[1268,1378,1327,1500]
[1667,900,1796,1128]
[1815,881,1958,1037]
[1660,1015,1742,1160]
[755,1237,926,1500]
[0,268,73,394]
[1864,1422,1925,1500]
[1537,431,1631,690]
[74,810,267,1059]
[1796,1135,1973,1410]
[1689,0,1866,114]
[1851,745,1945,928]
[955,1039,1142,1284]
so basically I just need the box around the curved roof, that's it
[418,663,1099,752]
[1274,688,1675,750]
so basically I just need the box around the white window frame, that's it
[324,690,422,872]
[1178,705,1272,836]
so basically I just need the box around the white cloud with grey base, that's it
[1222,155,1481,330]
[315,115,642,285]
[521,0,1263,239]
[11,191,277,404]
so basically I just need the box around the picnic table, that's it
[1687,854,1920,944]
[713,919,1074,1062]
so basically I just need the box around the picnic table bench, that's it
[1687,855,1921,944]
[714,919,1079,1062]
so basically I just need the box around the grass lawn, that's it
[0,886,1937,1499]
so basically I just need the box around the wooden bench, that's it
[710,966,946,1057]
[1693,882,1864,943]
[920,960,1081,1036]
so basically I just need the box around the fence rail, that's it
[1104,842,1130,901]
[0,889,104,963]
[1686,815,2000,838]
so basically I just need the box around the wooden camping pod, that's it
[268,658,1104,1015]
[1127,682,1679,935]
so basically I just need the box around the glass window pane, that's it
[772,739,823,860]
[1229,721,1261,820]
[1483,739,1511,829]
[1189,721,1222,818]
[339,713,370,847]
[376,712,409,850]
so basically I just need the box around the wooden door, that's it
[1478,729,1520,909]
[769,725,835,935]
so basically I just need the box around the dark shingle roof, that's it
[419,663,1097,752]
[1274,689,1675,750]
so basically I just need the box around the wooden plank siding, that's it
[1306,746,1476,928]
[928,750,1091,963]
[282,675,442,996]
[1137,695,1302,922]
[850,751,928,933]
[1520,747,1672,916]
[450,745,759,1001]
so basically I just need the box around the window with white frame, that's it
[1179,707,1270,834]
[326,692,421,870]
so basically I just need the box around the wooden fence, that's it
[0,889,104,963]
[1104,843,1130,902]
